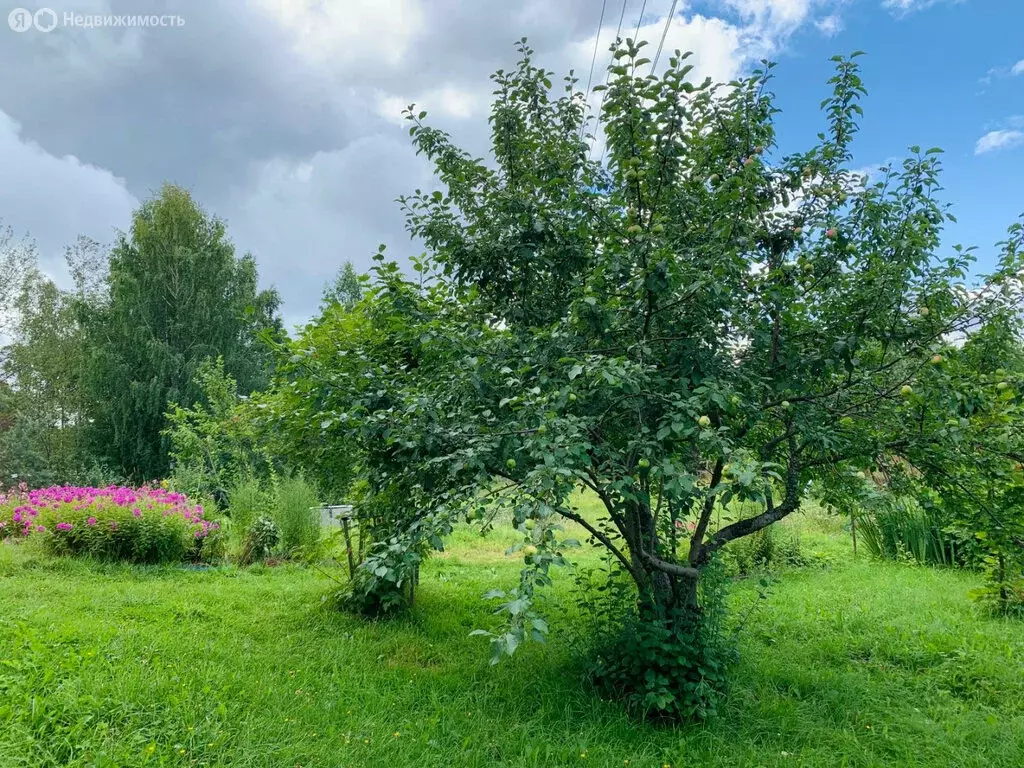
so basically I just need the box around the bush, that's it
[725,524,806,576]
[238,516,281,565]
[0,485,221,564]
[590,559,737,721]
[272,474,320,552]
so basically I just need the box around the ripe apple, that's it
[825,228,837,239]
[743,157,754,167]
[793,226,803,236]
[931,355,943,364]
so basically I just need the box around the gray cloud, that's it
[0,0,843,324]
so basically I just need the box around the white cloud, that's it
[974,129,1024,156]
[815,13,844,36]
[253,0,426,68]
[1012,59,1024,76]
[881,0,962,16]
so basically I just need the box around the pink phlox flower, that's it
[56,522,73,531]
[87,517,98,526]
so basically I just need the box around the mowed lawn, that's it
[2,516,1023,768]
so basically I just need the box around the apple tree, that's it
[294,41,1023,717]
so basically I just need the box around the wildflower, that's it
[36,525,46,533]
[56,522,73,531]
[87,517,97,526]
[132,507,142,518]
[12,511,21,523]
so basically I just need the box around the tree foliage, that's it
[276,40,1024,718]
[80,184,283,480]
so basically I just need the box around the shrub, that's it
[238,516,281,565]
[272,474,320,552]
[590,558,737,721]
[0,485,221,564]
[725,525,806,576]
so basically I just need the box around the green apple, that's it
[900,385,913,396]
[568,393,577,402]
[997,382,1009,391]
[525,519,536,530]
[523,545,538,557]
[506,458,517,470]
[698,415,711,427]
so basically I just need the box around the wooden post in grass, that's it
[315,505,357,579]
[850,507,857,557]
[341,516,355,579]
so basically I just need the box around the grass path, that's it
[1,525,1023,767]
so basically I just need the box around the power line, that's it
[593,0,655,165]
[651,0,679,75]
[632,0,648,39]
[587,0,636,163]
[581,0,609,110]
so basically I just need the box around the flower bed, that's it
[0,484,222,564]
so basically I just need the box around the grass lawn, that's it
[2,511,1023,768]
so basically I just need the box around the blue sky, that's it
[716,0,1024,273]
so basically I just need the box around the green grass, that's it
[2,511,1023,767]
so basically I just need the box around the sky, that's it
[0,0,1021,330]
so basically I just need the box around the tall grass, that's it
[272,474,320,552]
[856,496,960,566]
[226,477,270,531]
